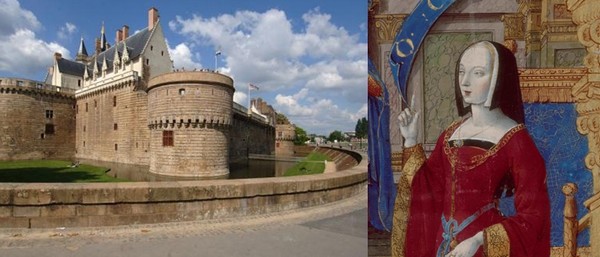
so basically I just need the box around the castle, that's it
[0,8,276,178]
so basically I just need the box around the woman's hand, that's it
[398,107,419,148]
[445,232,483,257]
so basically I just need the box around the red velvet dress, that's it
[404,121,550,257]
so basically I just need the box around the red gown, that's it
[403,121,550,257]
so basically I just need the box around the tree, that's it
[355,117,368,139]
[328,130,345,142]
[293,126,309,145]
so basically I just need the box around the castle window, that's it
[162,130,174,147]
[83,125,86,132]
[115,144,118,151]
[150,45,153,51]
[83,141,85,147]
[113,96,117,107]
[114,123,118,130]
[40,133,45,139]
[85,103,88,112]
[78,80,81,87]
[94,100,97,108]
[161,51,164,56]
[179,89,185,95]
[45,124,55,134]
[45,110,53,119]
[146,59,149,65]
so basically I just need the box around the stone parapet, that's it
[0,155,366,228]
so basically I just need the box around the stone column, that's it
[519,0,542,67]
[568,0,600,255]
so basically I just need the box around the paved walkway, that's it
[0,188,367,257]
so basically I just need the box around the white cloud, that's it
[0,0,70,78]
[233,91,247,105]
[167,40,202,70]
[57,22,77,40]
[0,0,40,35]
[169,8,366,134]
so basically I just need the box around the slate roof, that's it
[91,28,151,71]
[57,58,86,77]
[56,27,152,77]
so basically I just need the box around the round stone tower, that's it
[147,71,234,178]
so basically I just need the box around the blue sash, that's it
[436,202,496,257]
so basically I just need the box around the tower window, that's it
[86,103,88,112]
[162,130,174,147]
[94,100,97,108]
[114,123,118,130]
[45,110,53,119]
[161,51,164,56]
[83,125,86,132]
[78,80,81,87]
[146,59,149,65]
[45,124,55,134]
[113,96,117,107]
[115,144,118,151]
[179,89,185,95]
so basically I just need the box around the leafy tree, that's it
[355,117,368,139]
[293,126,309,145]
[328,130,345,142]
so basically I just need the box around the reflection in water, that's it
[80,159,297,181]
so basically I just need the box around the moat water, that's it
[81,159,298,181]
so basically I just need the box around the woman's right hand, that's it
[398,108,419,148]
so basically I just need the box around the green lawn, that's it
[283,152,331,176]
[0,160,128,183]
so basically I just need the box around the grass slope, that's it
[283,152,331,176]
[0,160,128,183]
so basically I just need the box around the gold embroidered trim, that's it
[483,223,510,257]
[391,174,412,257]
[401,144,426,183]
[443,121,525,171]
[391,144,426,257]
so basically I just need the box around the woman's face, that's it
[458,45,493,105]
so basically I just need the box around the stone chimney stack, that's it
[148,7,159,30]
[122,25,129,39]
[116,29,122,43]
[95,38,101,54]
[54,52,62,60]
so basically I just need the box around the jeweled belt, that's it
[436,202,496,257]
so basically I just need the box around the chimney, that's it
[95,38,101,54]
[116,29,122,43]
[148,7,159,30]
[122,25,129,39]
[54,52,62,60]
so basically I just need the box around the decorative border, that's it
[519,68,587,103]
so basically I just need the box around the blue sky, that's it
[0,0,367,136]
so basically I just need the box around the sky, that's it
[0,0,367,136]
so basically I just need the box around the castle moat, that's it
[81,159,298,181]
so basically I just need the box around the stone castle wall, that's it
[230,112,276,163]
[1,73,275,174]
[75,80,150,165]
[147,71,234,177]
[0,80,75,160]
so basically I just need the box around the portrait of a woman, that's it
[392,41,551,257]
